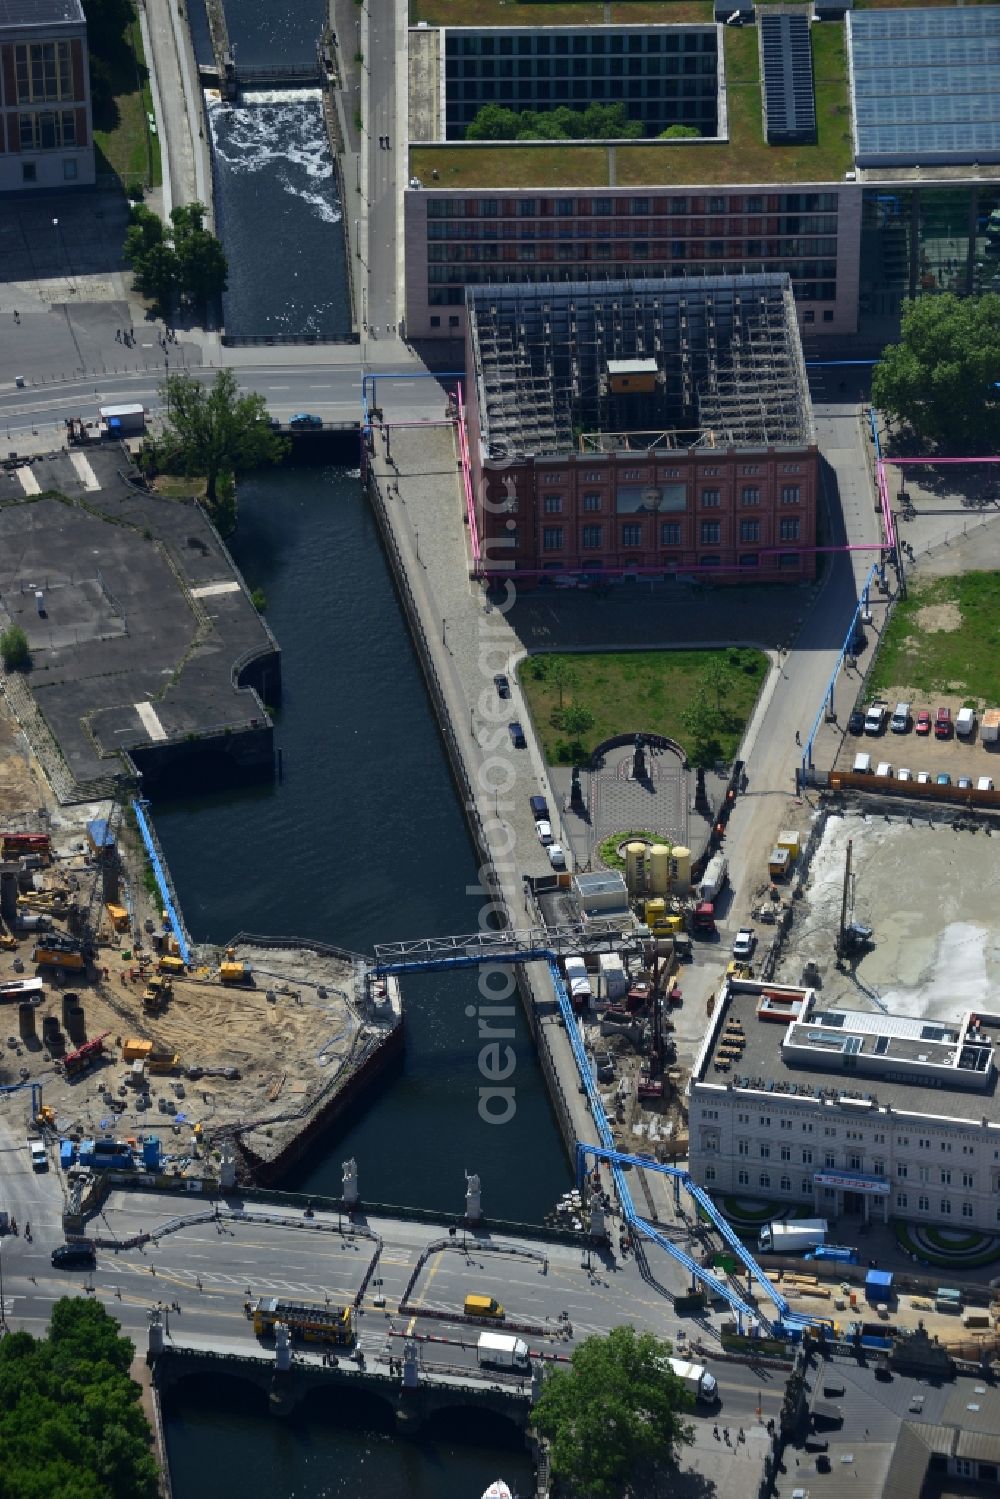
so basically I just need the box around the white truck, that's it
[477,1332,530,1371]
[697,853,729,904]
[758,1218,828,1254]
[666,1357,718,1403]
[99,403,147,436]
[864,700,888,735]
[563,955,593,1005]
[28,1138,47,1171]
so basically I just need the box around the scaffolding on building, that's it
[468,275,815,458]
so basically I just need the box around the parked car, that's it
[547,843,566,869]
[956,707,976,738]
[897,767,913,782]
[732,928,756,961]
[916,771,931,785]
[957,776,973,790]
[529,794,550,821]
[494,673,511,700]
[915,709,932,736]
[848,711,866,736]
[535,819,553,846]
[290,412,323,429]
[864,701,888,735]
[51,1243,96,1269]
[934,706,953,739]
[875,761,893,778]
[508,721,526,748]
[890,702,911,734]
[936,772,952,786]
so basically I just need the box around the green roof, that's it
[410,23,853,189]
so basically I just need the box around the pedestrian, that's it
[795,730,801,746]
[115,328,121,343]
[13,310,19,324]
[713,1424,720,1440]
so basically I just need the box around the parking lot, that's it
[834,695,1000,785]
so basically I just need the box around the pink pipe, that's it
[454,383,482,569]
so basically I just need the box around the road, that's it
[358,0,403,343]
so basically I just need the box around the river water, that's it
[152,468,566,1496]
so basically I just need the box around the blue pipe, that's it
[131,799,191,966]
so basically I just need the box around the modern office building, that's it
[464,274,819,586]
[0,0,94,191]
[404,7,1000,340]
[688,977,1000,1237]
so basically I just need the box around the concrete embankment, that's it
[362,421,598,1161]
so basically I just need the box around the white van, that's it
[875,761,893,778]
[853,752,872,774]
[977,776,994,792]
[956,707,976,738]
[563,955,593,1005]
[890,703,911,733]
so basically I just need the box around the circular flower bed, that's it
[598,831,667,871]
[895,1220,1000,1268]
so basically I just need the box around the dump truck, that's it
[759,1218,828,1254]
[157,955,186,975]
[220,947,251,984]
[477,1332,530,1371]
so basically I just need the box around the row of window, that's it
[727,1111,990,1153]
[447,60,716,81]
[428,193,841,217]
[541,520,801,549]
[428,222,838,242]
[449,32,717,56]
[704,1167,984,1219]
[427,282,839,307]
[17,110,77,151]
[428,239,838,262]
[11,41,75,106]
[537,465,803,482]
[540,487,802,513]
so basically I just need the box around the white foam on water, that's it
[205,92,340,224]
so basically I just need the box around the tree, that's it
[546,655,577,709]
[466,100,642,142]
[170,203,228,311]
[660,123,700,139]
[0,625,30,671]
[871,292,1000,450]
[122,201,227,319]
[560,704,595,739]
[0,1297,159,1499]
[158,369,287,513]
[699,654,735,713]
[681,697,724,768]
[531,1326,694,1499]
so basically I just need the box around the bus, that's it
[251,1297,354,1346]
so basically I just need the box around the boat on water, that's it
[481,1483,513,1499]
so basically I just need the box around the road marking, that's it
[267,385,290,390]
[191,581,241,599]
[69,452,100,492]
[134,701,168,742]
[17,466,40,497]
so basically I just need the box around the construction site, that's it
[0,770,402,1186]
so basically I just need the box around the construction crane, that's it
[78,776,134,955]
[836,839,875,960]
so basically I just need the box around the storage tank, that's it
[61,990,79,1025]
[65,1004,85,1043]
[648,844,671,894]
[670,845,692,894]
[18,1001,36,1040]
[625,842,646,893]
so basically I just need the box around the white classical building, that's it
[688,979,1000,1237]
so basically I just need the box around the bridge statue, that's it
[219,1142,236,1192]
[401,1338,420,1388]
[146,1304,164,1359]
[342,1157,359,1208]
[274,1321,292,1373]
[465,1171,482,1224]
[632,733,646,781]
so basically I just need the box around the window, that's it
[780,1119,792,1131]
[781,486,800,505]
[803,310,815,324]
[542,527,564,551]
[543,495,562,513]
[700,521,721,544]
[848,1154,862,1172]
[896,1192,907,1209]
[824,1127,836,1137]
[660,522,680,545]
[705,1165,716,1182]
[622,524,642,547]
[701,488,721,507]
[740,519,760,543]
[63,158,78,181]
[780,1146,791,1162]
[801,1149,813,1165]
[738,1168,749,1186]
[20,111,77,150]
[759,1144,770,1159]
[738,1139,750,1157]
[742,465,761,476]
[940,1198,952,1215]
[918,1195,929,1212]
[963,1172,975,1189]
[940,1170,951,1185]
[582,525,602,550]
[21,162,37,184]
[802,1178,812,1194]
[823,310,834,323]
[962,1201,974,1218]
[802,1123,813,1134]
[779,517,800,542]
[940,1142,952,1153]
[15,41,74,103]
[583,493,602,512]
[919,1138,930,1150]
[873,1159,884,1177]
[741,487,760,507]
[896,1163,908,1178]
[708,196,725,213]
[824,1152,836,1169]
[759,1173,770,1189]
[780,1175,791,1192]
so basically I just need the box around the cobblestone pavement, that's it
[592,749,689,850]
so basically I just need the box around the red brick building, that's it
[0,0,94,192]
[465,274,819,586]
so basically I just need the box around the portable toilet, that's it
[78,1138,96,1166]
[669,845,691,894]
[768,846,791,880]
[777,830,800,859]
[59,1139,76,1169]
[648,844,671,894]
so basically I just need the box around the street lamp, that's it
[0,1239,5,1330]
[52,217,59,274]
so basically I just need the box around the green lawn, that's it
[869,574,1000,704]
[518,648,767,764]
[92,10,161,192]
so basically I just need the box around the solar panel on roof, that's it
[848,6,1000,166]
[760,12,816,145]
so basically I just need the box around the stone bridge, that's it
[151,1344,531,1435]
